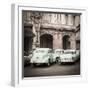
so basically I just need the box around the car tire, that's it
[56,58,62,65]
[33,63,36,67]
[56,57,60,62]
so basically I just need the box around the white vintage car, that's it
[31,48,55,66]
[72,50,80,61]
[24,51,32,66]
[53,49,64,62]
[58,49,80,64]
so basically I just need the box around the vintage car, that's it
[72,50,80,61]
[24,56,30,66]
[31,48,54,66]
[24,51,30,66]
[53,49,64,62]
[58,49,80,64]
[24,51,33,66]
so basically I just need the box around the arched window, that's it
[63,35,70,49]
[40,34,53,49]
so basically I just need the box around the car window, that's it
[48,50,52,53]
[35,50,46,53]
[55,51,64,54]
[64,51,76,54]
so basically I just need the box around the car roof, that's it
[64,49,76,51]
[54,49,63,51]
[35,48,51,50]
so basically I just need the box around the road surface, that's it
[24,61,80,77]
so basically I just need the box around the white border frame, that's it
[11,4,87,87]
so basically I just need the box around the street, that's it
[24,61,80,77]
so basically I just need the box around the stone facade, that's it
[23,11,80,52]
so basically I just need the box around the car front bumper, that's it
[59,58,74,63]
[31,59,48,64]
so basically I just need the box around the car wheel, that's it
[33,63,36,67]
[47,59,51,66]
[56,57,60,62]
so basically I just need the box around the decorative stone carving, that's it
[23,11,80,50]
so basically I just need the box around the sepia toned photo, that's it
[23,10,80,77]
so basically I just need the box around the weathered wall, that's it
[23,11,80,51]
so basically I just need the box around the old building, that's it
[23,11,80,53]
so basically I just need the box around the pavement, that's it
[24,61,80,77]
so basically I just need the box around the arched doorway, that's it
[24,26,35,53]
[24,36,33,53]
[40,34,53,49]
[63,35,70,49]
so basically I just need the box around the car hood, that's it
[32,53,47,59]
[60,54,72,58]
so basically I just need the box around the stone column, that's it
[32,24,37,49]
[27,12,31,21]
[53,33,58,49]
[57,14,61,24]
[33,23,41,49]
[75,16,80,26]
[70,33,76,49]
[53,32,62,49]
[67,14,74,25]
[61,14,66,24]
[58,33,63,49]
[35,23,40,48]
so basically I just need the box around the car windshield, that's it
[35,50,47,53]
[64,51,76,54]
[55,51,63,54]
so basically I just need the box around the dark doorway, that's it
[40,34,53,49]
[24,36,32,53]
[63,35,70,49]
[24,26,34,53]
